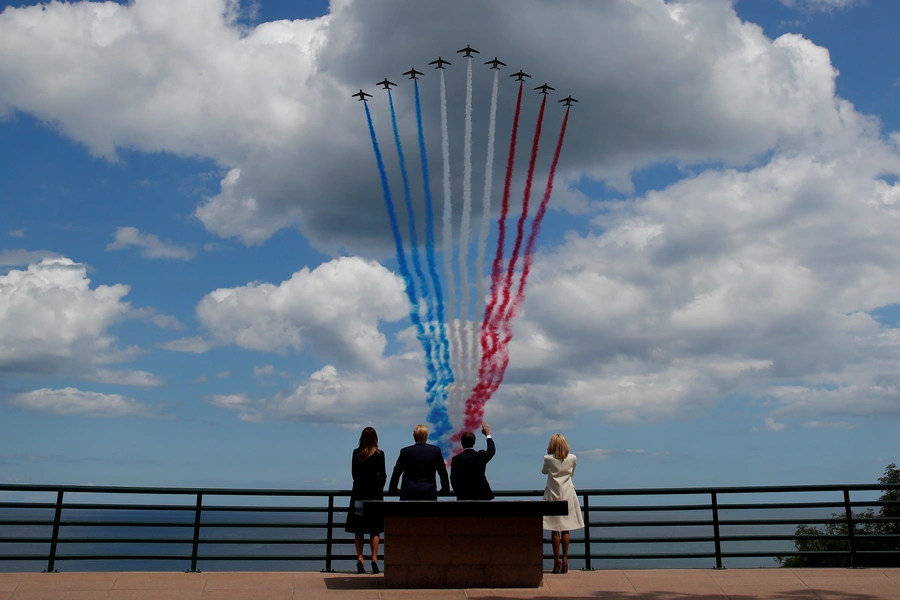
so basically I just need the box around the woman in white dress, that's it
[542,433,584,574]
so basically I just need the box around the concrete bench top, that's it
[363,499,568,517]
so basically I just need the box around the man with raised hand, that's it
[450,422,496,500]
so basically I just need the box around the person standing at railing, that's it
[388,424,449,500]
[542,433,584,574]
[345,427,387,575]
[450,421,496,500]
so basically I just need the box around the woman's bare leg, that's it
[354,534,364,562]
[370,535,380,563]
[551,531,561,571]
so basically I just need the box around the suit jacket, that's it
[388,442,449,500]
[450,438,496,500]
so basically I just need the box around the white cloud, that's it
[778,0,863,13]
[0,249,62,267]
[86,368,165,387]
[106,227,194,260]
[158,336,217,354]
[763,417,787,431]
[7,230,24,238]
[194,256,407,368]
[0,257,133,375]
[216,370,230,378]
[9,387,168,419]
[0,0,869,250]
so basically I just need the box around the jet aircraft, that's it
[510,70,531,81]
[352,89,372,102]
[558,95,579,106]
[457,44,480,57]
[429,56,451,69]
[377,78,397,90]
[484,57,506,70]
[403,67,424,80]
[534,82,555,95]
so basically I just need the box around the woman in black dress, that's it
[344,426,386,574]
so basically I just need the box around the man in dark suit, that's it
[450,422,496,500]
[389,424,449,500]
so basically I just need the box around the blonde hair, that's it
[547,433,569,460]
[413,424,429,443]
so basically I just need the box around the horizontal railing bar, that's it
[0,502,58,509]
[6,521,330,529]
[4,483,899,497]
[51,503,335,513]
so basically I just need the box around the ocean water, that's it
[0,504,808,573]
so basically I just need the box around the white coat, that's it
[542,453,585,532]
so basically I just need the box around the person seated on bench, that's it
[450,421,496,500]
[388,424,449,500]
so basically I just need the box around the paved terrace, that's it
[1,569,899,599]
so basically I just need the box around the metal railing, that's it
[1,483,898,572]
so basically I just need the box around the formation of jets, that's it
[353,45,577,108]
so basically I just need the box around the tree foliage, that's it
[776,463,900,567]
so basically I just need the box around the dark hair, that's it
[356,427,379,463]
[460,431,476,449]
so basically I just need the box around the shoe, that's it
[552,561,561,574]
[371,561,380,575]
[356,560,365,574]
[561,561,568,574]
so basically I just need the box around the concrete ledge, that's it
[363,499,567,517]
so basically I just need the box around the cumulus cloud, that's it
[9,387,168,419]
[158,336,217,354]
[193,256,407,368]
[0,257,134,375]
[86,368,165,387]
[106,227,194,260]
[0,249,63,267]
[0,0,867,250]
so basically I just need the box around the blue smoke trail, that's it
[363,101,437,396]
[413,80,454,446]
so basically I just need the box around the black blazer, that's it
[450,438,496,500]
[388,442,449,500]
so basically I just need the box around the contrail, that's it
[439,68,464,432]
[388,90,433,353]
[363,101,438,399]
[412,81,454,444]
[463,81,524,432]
[468,104,571,426]
[473,68,500,388]
[491,93,547,339]
[458,56,475,401]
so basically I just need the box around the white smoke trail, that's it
[473,69,499,384]
[440,69,463,429]
[458,57,474,396]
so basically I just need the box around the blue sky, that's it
[2,0,899,492]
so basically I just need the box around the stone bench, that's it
[364,500,567,588]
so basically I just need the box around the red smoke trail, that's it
[463,105,570,430]
[491,94,547,332]
[456,82,522,435]
[463,92,547,431]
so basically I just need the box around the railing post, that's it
[843,488,858,568]
[321,494,335,573]
[711,492,723,569]
[188,493,203,573]
[581,492,594,571]
[44,490,64,573]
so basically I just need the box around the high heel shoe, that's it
[552,560,561,574]
[561,561,569,574]
[356,560,366,574]
[371,560,380,575]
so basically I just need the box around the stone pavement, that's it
[1,568,899,599]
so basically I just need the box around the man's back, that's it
[451,437,496,500]
[390,442,449,500]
